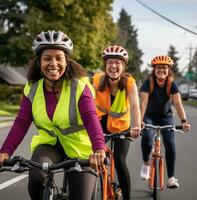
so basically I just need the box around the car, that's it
[178,83,189,100]
[189,89,197,99]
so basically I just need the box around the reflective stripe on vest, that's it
[93,73,134,133]
[94,74,128,118]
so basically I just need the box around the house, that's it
[0,65,27,103]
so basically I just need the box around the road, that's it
[0,105,196,200]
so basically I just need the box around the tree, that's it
[0,0,117,69]
[191,49,197,87]
[115,9,143,82]
[167,45,180,77]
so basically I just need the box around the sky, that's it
[112,0,197,72]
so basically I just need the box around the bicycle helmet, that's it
[151,56,174,67]
[32,30,73,55]
[102,45,129,64]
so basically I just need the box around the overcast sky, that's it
[112,0,197,72]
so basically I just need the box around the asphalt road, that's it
[0,105,196,200]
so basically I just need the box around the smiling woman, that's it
[92,45,141,200]
[139,55,190,188]
[0,30,107,200]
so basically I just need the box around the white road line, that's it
[0,174,28,190]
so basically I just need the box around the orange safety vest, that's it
[93,73,135,133]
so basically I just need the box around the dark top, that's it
[140,79,179,118]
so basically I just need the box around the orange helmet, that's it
[151,56,174,67]
[102,45,129,64]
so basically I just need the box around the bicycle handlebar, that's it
[104,131,133,142]
[1,156,109,172]
[143,124,184,134]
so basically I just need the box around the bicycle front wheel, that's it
[115,186,122,200]
[42,187,53,200]
[92,174,103,200]
[153,158,159,200]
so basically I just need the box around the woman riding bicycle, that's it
[0,30,106,200]
[140,55,190,188]
[92,45,141,200]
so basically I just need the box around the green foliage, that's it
[167,45,180,77]
[0,84,23,104]
[114,9,143,82]
[0,0,116,69]
[0,101,19,116]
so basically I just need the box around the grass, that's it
[183,99,197,107]
[0,102,19,116]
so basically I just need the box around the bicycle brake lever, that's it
[10,162,26,173]
[73,162,83,172]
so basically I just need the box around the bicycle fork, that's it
[102,150,118,200]
[149,156,164,189]
[149,136,165,190]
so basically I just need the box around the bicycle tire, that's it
[42,186,53,200]
[153,158,159,200]
[115,186,122,200]
[92,174,103,200]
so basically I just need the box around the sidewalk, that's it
[0,116,15,128]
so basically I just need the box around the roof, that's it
[0,65,27,86]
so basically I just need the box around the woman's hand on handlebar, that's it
[182,122,190,132]
[0,153,9,167]
[89,149,106,172]
[130,126,141,138]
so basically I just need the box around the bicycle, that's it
[0,155,108,200]
[142,124,184,200]
[93,131,132,200]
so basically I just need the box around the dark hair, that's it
[27,53,87,83]
[97,72,131,96]
[147,67,174,98]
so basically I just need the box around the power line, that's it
[135,0,197,36]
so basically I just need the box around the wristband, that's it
[181,119,187,123]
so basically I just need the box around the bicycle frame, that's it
[149,129,165,190]
[102,143,117,200]
[143,124,183,200]
[99,132,131,200]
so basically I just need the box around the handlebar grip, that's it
[104,157,110,165]
[175,125,183,130]
[79,157,109,167]
[3,159,16,166]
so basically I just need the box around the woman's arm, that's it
[128,83,141,138]
[172,92,190,131]
[140,91,149,122]
[79,85,106,171]
[0,96,33,157]
[78,85,106,152]
[172,93,187,121]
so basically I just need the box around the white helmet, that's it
[32,30,73,55]
[102,45,129,63]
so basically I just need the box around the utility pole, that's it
[186,44,196,88]
[194,48,197,89]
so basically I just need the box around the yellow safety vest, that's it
[24,77,94,159]
[93,73,135,133]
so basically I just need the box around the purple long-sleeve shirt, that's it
[0,85,106,156]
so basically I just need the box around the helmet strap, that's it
[105,72,121,82]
